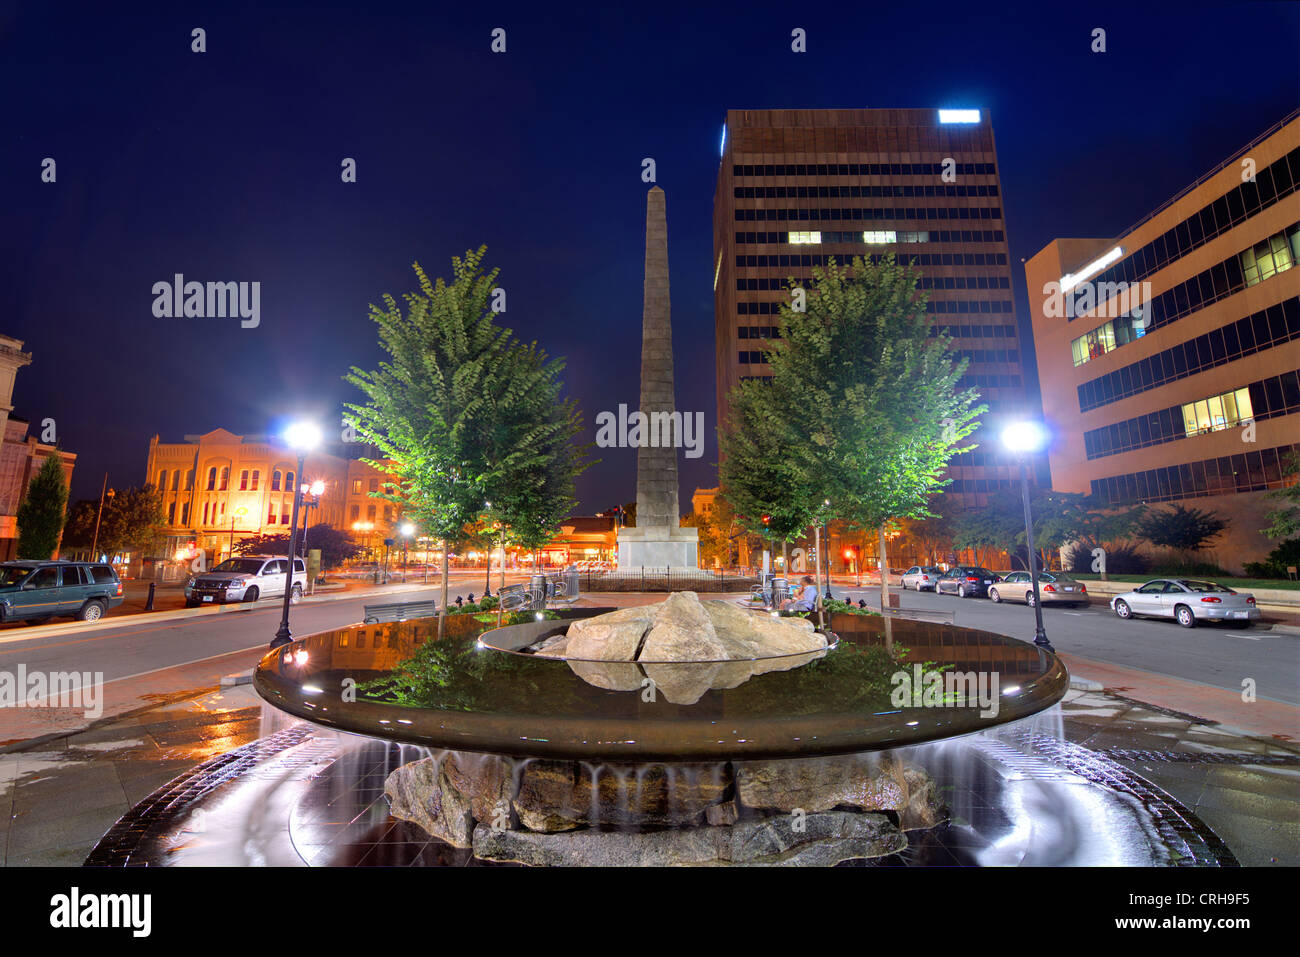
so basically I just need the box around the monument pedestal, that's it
[616,525,699,570]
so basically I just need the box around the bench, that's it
[362,599,439,624]
[498,583,530,611]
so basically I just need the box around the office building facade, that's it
[714,108,1031,507]
[1025,112,1300,570]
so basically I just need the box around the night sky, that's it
[3,0,1298,512]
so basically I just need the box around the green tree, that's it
[346,248,588,626]
[235,523,362,570]
[1136,504,1228,556]
[718,367,821,570]
[769,255,983,609]
[17,455,68,559]
[1263,452,1300,539]
[98,485,167,558]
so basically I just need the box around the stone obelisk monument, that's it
[617,187,699,569]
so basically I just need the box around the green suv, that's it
[0,561,125,624]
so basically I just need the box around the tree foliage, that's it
[235,523,362,570]
[60,484,165,559]
[1263,452,1300,540]
[17,455,68,559]
[1136,504,1228,553]
[345,247,589,617]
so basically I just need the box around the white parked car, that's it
[1110,578,1260,628]
[185,555,308,607]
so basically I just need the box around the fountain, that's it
[250,593,1071,865]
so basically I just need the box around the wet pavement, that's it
[2,681,1296,867]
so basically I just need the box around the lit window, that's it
[863,230,898,244]
[788,231,821,244]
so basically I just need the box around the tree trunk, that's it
[499,530,506,592]
[484,551,491,595]
[781,539,788,574]
[439,542,449,638]
[878,524,892,613]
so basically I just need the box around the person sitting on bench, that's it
[781,575,818,612]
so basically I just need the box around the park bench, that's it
[362,599,439,624]
[498,583,531,611]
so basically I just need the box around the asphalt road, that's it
[0,575,1296,709]
[0,573,515,694]
[830,582,1300,707]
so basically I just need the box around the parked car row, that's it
[898,564,1261,628]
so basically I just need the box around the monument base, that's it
[616,526,699,570]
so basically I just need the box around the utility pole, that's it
[90,472,108,561]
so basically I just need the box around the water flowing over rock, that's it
[735,753,909,814]
[384,747,943,865]
[512,760,731,830]
[384,757,474,848]
[472,810,905,866]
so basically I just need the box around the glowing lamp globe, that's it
[1001,421,1048,454]
[284,422,322,452]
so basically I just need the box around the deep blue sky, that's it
[3,0,1298,510]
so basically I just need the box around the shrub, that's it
[1243,538,1300,579]
[1065,537,1151,575]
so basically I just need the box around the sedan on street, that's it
[935,566,1000,598]
[901,566,945,591]
[1110,578,1260,628]
[988,571,1089,607]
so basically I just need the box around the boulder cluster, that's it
[384,748,947,867]
[528,591,829,704]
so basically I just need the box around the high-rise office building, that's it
[714,108,1029,507]
[1025,111,1300,570]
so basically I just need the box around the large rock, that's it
[472,810,905,866]
[384,757,475,848]
[640,660,723,706]
[564,607,653,661]
[899,764,948,830]
[734,754,908,814]
[639,592,727,662]
[704,600,827,670]
[443,751,516,825]
[511,759,732,831]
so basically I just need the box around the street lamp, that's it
[1001,420,1054,652]
[272,421,321,649]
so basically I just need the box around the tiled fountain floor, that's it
[3,686,1297,867]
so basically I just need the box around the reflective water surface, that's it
[254,609,1069,760]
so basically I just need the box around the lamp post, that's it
[271,421,321,649]
[1001,420,1054,652]
[299,479,325,552]
[399,522,414,582]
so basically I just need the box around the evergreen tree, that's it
[17,455,68,559]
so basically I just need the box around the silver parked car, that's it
[988,571,1088,607]
[1110,579,1260,628]
[185,555,308,607]
[900,566,945,591]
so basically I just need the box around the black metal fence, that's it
[577,566,761,593]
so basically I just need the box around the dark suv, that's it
[0,561,125,624]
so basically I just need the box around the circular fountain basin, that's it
[253,607,1069,761]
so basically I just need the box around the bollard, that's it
[145,581,156,611]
